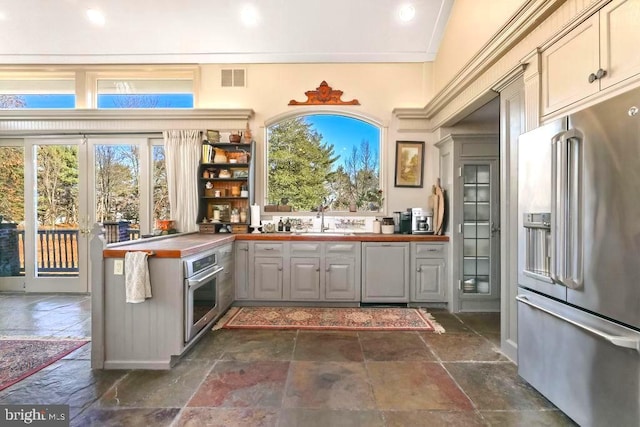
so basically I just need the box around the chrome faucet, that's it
[317,202,329,232]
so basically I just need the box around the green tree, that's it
[36,145,78,226]
[0,147,25,222]
[268,117,338,211]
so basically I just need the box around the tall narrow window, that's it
[152,144,170,224]
[97,79,193,108]
[0,79,75,109]
[267,114,381,212]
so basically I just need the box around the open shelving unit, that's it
[197,141,255,234]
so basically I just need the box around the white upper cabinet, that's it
[541,14,600,116]
[599,0,640,90]
[541,0,640,116]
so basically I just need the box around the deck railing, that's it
[15,226,140,275]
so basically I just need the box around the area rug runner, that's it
[220,307,444,332]
[0,338,89,391]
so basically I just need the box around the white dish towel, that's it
[124,252,152,303]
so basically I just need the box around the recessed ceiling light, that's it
[241,5,259,27]
[0,11,6,21]
[86,8,106,26]
[398,4,416,22]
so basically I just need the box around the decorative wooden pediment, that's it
[289,81,360,106]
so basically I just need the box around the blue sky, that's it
[304,115,380,169]
[8,94,193,108]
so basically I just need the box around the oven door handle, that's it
[187,266,224,289]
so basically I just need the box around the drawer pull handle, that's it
[416,267,422,272]
[264,247,274,251]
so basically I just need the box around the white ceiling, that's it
[0,0,454,64]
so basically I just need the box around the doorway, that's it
[0,136,165,293]
[0,137,89,293]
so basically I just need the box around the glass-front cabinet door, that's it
[460,160,500,302]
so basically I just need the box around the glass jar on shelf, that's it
[230,208,240,223]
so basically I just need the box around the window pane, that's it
[266,115,381,212]
[98,94,193,108]
[153,145,170,224]
[0,146,25,277]
[0,79,76,109]
[35,145,79,277]
[97,79,193,109]
[94,145,140,242]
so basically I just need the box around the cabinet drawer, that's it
[413,243,445,257]
[326,242,359,255]
[290,243,321,256]
[253,242,284,256]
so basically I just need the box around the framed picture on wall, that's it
[394,141,425,187]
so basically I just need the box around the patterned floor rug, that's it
[220,307,444,332]
[0,338,89,391]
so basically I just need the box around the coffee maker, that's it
[410,207,434,234]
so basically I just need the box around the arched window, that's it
[266,113,382,212]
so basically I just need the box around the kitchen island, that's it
[93,232,235,370]
[93,231,449,369]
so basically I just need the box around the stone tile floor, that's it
[0,294,578,426]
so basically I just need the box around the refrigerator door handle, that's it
[516,295,640,352]
[550,134,565,285]
[565,130,584,289]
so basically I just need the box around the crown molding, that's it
[394,0,565,130]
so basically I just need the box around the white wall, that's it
[199,62,437,214]
[433,0,526,93]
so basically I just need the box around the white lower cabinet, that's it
[253,257,284,300]
[325,257,357,300]
[243,240,360,302]
[290,257,321,300]
[361,242,410,302]
[238,239,446,304]
[234,241,250,299]
[410,242,447,302]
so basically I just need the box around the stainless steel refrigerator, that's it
[517,87,640,427]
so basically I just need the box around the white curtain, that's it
[163,130,201,233]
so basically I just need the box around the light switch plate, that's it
[114,259,124,275]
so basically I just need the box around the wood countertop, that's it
[102,233,235,258]
[103,232,449,258]
[234,233,449,242]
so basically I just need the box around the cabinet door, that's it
[290,257,320,300]
[234,242,250,299]
[253,257,283,300]
[217,244,235,311]
[361,243,409,302]
[459,161,501,311]
[541,14,600,116]
[599,0,640,89]
[413,258,446,302]
[325,257,357,300]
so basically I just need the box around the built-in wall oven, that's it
[183,249,224,343]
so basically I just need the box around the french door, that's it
[0,138,90,293]
[0,136,164,293]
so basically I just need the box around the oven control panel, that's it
[184,249,218,278]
